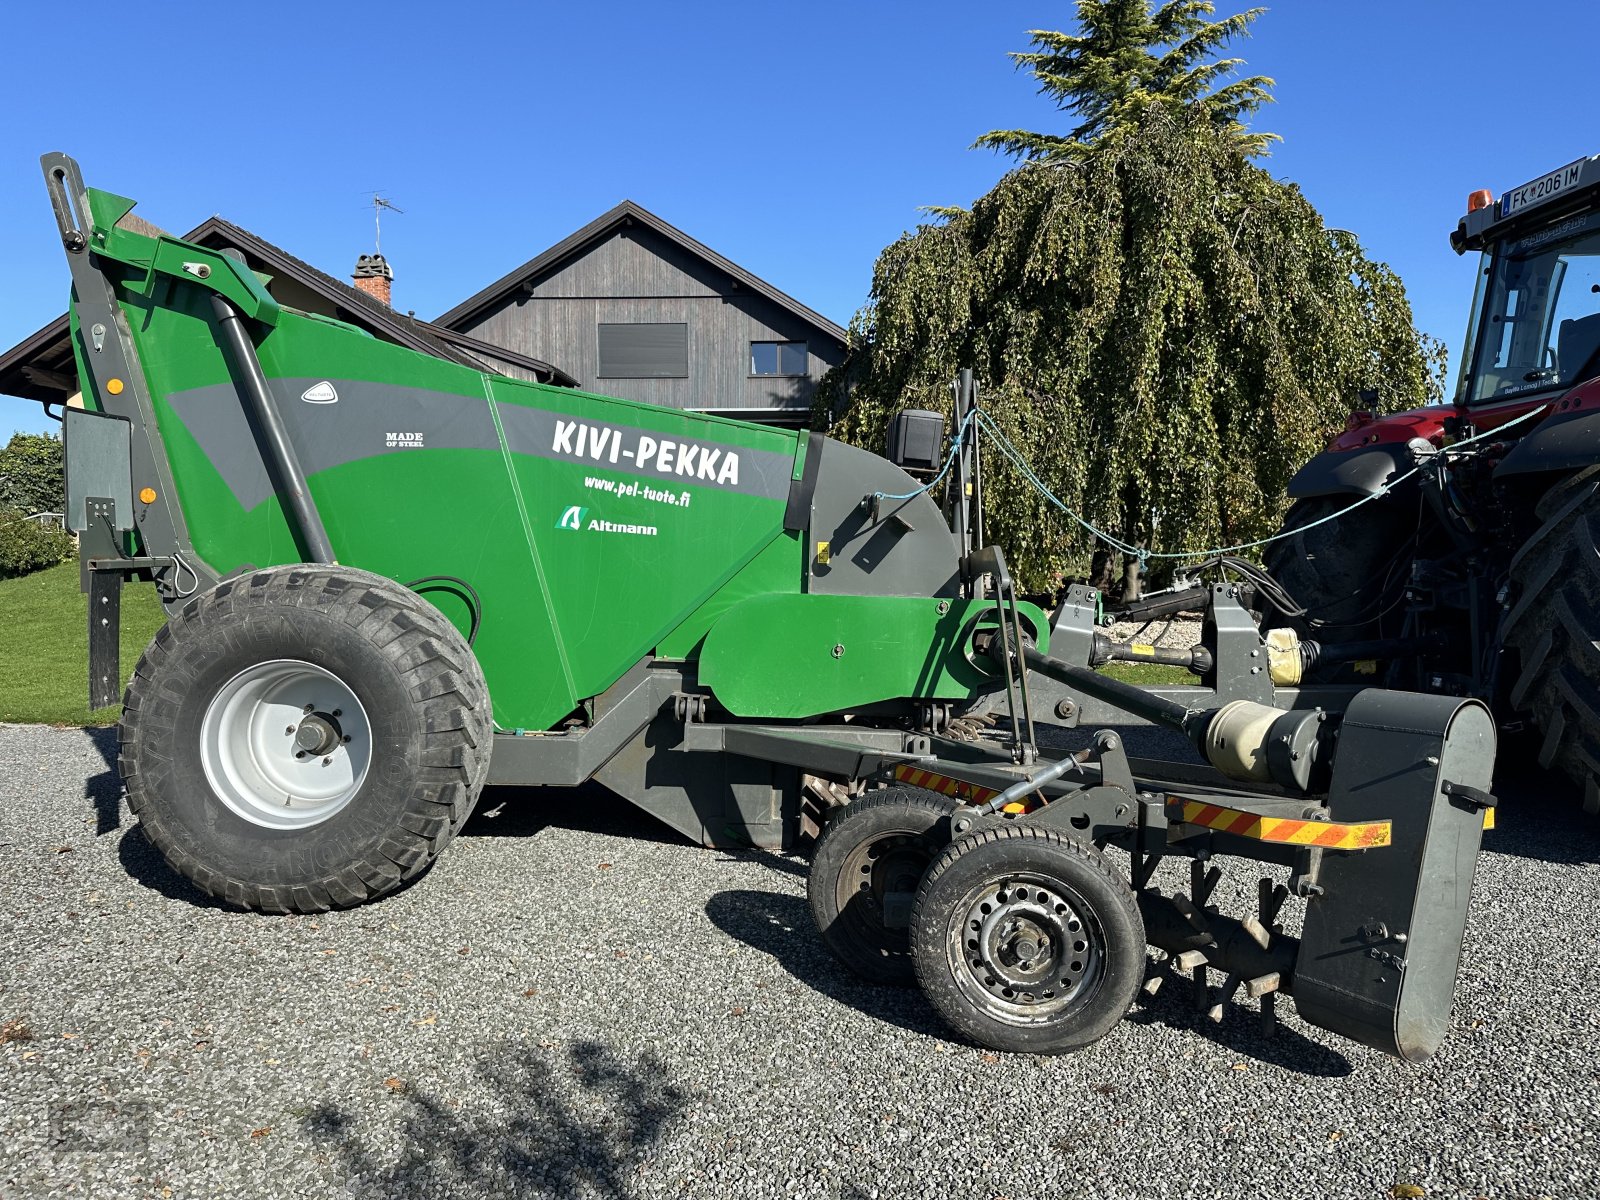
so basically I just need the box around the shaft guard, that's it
[1293,690,1495,1062]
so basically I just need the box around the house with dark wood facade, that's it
[434,200,848,428]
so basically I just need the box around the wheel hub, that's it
[293,712,344,756]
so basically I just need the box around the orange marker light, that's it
[106,378,124,395]
[139,487,157,504]
[1467,189,1493,213]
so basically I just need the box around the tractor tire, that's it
[910,824,1144,1055]
[1263,496,1411,640]
[807,787,956,986]
[1503,477,1600,816]
[119,564,492,913]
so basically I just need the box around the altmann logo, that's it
[555,504,656,537]
[551,419,739,486]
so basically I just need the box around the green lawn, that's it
[1100,661,1193,687]
[0,560,167,726]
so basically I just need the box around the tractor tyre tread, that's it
[119,564,492,913]
[1503,480,1600,815]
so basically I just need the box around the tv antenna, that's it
[365,192,405,254]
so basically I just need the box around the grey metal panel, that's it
[167,378,500,512]
[805,437,961,598]
[598,322,688,378]
[64,408,133,531]
[1294,690,1494,1063]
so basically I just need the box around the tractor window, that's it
[1466,214,1600,404]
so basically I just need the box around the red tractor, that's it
[1268,153,1600,813]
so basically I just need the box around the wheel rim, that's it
[839,832,935,936]
[945,871,1104,1024]
[199,659,372,830]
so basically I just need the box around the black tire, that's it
[1503,477,1600,815]
[911,825,1143,1054]
[806,788,956,986]
[1263,496,1412,640]
[119,565,492,912]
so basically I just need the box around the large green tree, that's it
[816,4,1442,594]
[977,0,1277,161]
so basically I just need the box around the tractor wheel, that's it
[1263,496,1413,640]
[1503,476,1600,815]
[910,825,1143,1054]
[807,787,956,986]
[119,564,492,912]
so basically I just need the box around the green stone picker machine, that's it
[40,152,1496,1061]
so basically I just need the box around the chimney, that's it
[353,253,393,306]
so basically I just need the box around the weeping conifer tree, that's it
[816,2,1443,594]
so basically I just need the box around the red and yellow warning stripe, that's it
[1166,797,1391,850]
[892,765,1004,807]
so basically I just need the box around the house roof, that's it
[434,199,850,346]
[0,217,578,405]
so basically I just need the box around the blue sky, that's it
[2,1,1597,438]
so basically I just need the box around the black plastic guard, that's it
[1294,690,1495,1063]
[1492,404,1600,479]
[1287,445,1412,498]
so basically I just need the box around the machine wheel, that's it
[1263,496,1412,640]
[120,565,492,913]
[807,788,956,986]
[1503,477,1600,815]
[910,825,1144,1054]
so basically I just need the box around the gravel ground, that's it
[1,721,1597,1200]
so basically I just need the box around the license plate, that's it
[1501,159,1586,218]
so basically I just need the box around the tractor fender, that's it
[1287,444,1413,499]
[1493,396,1600,480]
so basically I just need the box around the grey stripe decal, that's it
[168,378,500,512]
[495,403,795,502]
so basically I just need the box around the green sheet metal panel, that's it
[698,594,1050,718]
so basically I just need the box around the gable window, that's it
[598,322,688,378]
[750,341,807,377]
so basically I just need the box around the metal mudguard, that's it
[1286,444,1412,498]
[1294,690,1495,1062]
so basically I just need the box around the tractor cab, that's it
[1450,157,1600,418]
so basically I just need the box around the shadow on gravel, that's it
[1125,968,1354,1077]
[115,825,226,909]
[303,1039,686,1197]
[83,726,122,837]
[1483,761,1600,865]
[463,784,683,847]
[705,888,948,1040]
